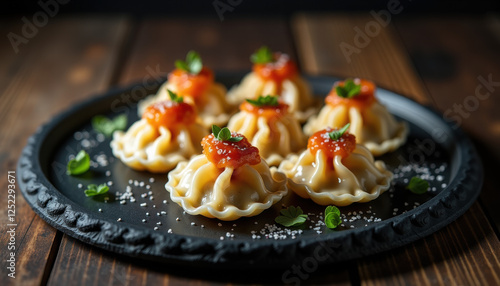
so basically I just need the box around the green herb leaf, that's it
[246,95,279,107]
[406,177,429,194]
[92,114,128,137]
[250,46,274,64]
[218,127,231,141]
[328,123,350,141]
[212,125,243,142]
[67,150,90,175]
[84,183,109,197]
[175,50,203,75]
[167,89,183,103]
[324,206,342,229]
[212,125,222,137]
[335,79,361,99]
[275,206,308,227]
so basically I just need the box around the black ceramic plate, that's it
[18,73,483,268]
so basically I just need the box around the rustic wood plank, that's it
[118,17,297,85]
[292,13,429,104]
[393,15,500,233]
[49,17,352,285]
[292,13,500,286]
[0,16,130,286]
[358,204,500,286]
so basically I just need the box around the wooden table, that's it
[1,13,500,285]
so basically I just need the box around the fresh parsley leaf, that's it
[328,123,350,141]
[211,125,243,142]
[92,114,128,137]
[324,206,341,229]
[250,46,274,64]
[175,50,203,75]
[406,177,429,194]
[167,89,183,103]
[335,79,361,99]
[212,125,222,137]
[246,95,279,107]
[67,150,90,175]
[275,206,308,227]
[84,183,109,197]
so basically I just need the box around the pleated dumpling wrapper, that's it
[166,126,288,221]
[111,92,207,173]
[226,95,306,166]
[279,124,393,206]
[226,46,318,122]
[138,51,233,128]
[304,78,408,156]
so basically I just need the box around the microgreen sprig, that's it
[167,89,183,103]
[212,125,243,142]
[328,123,350,141]
[250,46,274,64]
[335,79,361,98]
[92,114,127,137]
[67,150,90,175]
[406,177,429,194]
[275,206,308,227]
[175,50,203,75]
[84,183,109,197]
[324,206,342,229]
[246,95,279,107]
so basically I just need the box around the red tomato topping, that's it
[201,134,261,169]
[253,53,298,85]
[142,101,196,131]
[325,79,376,109]
[240,101,289,119]
[167,67,214,98]
[307,128,356,160]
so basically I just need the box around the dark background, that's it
[4,0,500,17]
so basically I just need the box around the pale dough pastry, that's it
[111,119,207,173]
[227,109,306,166]
[138,80,234,128]
[279,145,392,206]
[227,72,318,122]
[166,155,288,221]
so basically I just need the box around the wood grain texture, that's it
[292,13,429,104]
[393,15,500,234]
[0,16,130,286]
[358,204,500,286]
[292,13,500,286]
[118,17,296,85]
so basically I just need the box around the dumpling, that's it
[138,51,233,128]
[111,93,207,173]
[226,95,306,166]
[304,78,408,156]
[226,46,317,122]
[279,125,393,206]
[166,126,288,221]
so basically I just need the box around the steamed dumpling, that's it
[111,99,207,173]
[226,96,306,166]
[279,126,392,206]
[227,47,318,122]
[166,128,288,221]
[138,51,233,128]
[304,78,407,156]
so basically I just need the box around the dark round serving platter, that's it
[18,73,483,268]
